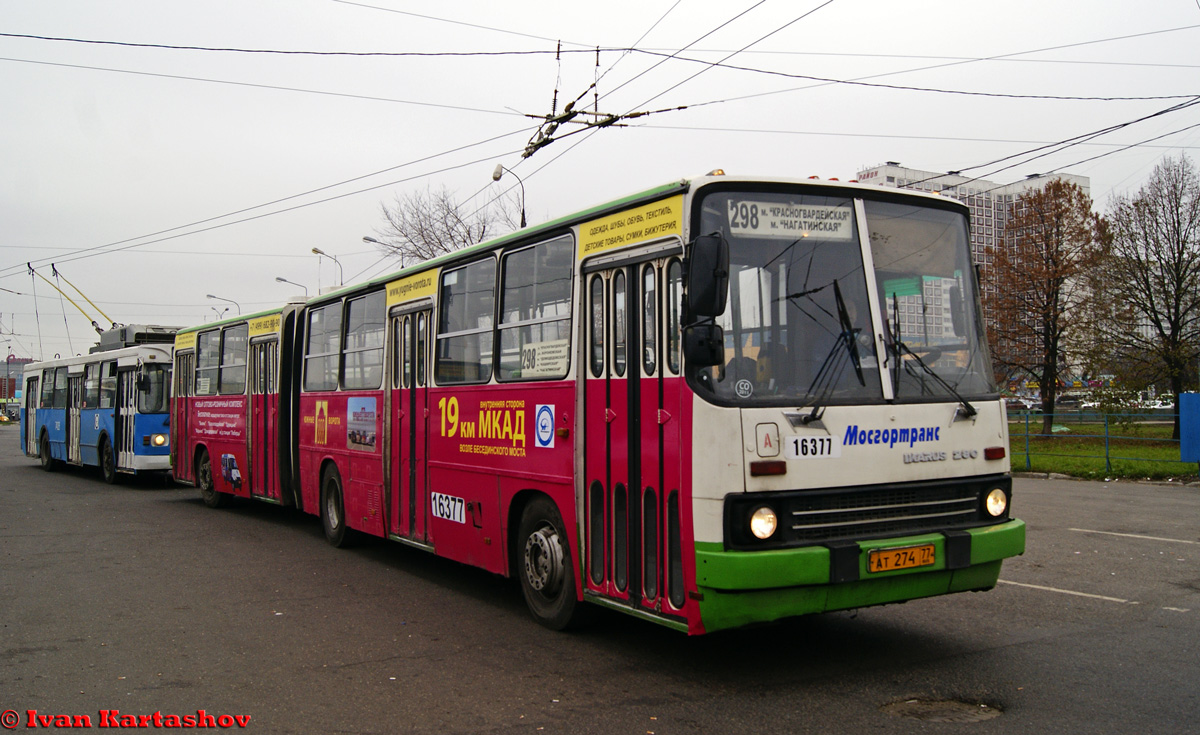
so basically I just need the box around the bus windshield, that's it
[138,363,171,414]
[693,189,995,407]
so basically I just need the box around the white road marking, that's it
[1069,528,1198,546]
[997,579,1137,604]
[1163,607,1191,613]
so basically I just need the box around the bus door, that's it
[117,368,137,471]
[67,372,83,465]
[172,351,195,483]
[23,376,38,456]
[583,253,687,616]
[388,308,431,544]
[248,338,281,501]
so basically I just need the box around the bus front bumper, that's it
[693,519,1025,634]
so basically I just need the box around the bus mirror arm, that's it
[683,322,724,367]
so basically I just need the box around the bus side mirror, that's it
[683,323,724,367]
[687,233,729,319]
[136,375,149,392]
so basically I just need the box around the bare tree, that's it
[1101,155,1200,439]
[985,179,1101,434]
[368,186,520,265]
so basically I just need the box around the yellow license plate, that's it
[868,544,935,573]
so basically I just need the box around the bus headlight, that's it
[749,506,778,540]
[146,434,169,448]
[985,488,1008,517]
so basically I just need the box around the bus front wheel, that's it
[196,449,226,508]
[321,466,349,548]
[39,434,58,472]
[517,496,590,631]
[99,436,118,484]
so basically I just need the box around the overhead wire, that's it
[900,96,1200,191]
[0,126,538,279]
[0,56,526,117]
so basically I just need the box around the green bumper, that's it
[694,519,1025,634]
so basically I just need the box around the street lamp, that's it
[275,276,309,298]
[206,294,241,315]
[210,306,228,321]
[312,247,344,286]
[363,236,403,268]
[492,164,527,228]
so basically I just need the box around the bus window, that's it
[589,276,604,378]
[40,369,55,408]
[304,303,342,392]
[195,330,221,396]
[343,291,385,391]
[100,362,117,408]
[396,315,411,389]
[613,271,627,377]
[642,264,657,376]
[53,367,68,409]
[219,324,248,395]
[666,259,682,375]
[138,364,171,414]
[436,258,495,384]
[498,236,573,381]
[83,364,100,408]
[416,313,427,386]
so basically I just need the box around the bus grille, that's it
[788,485,978,542]
[724,475,1010,550]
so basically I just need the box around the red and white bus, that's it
[172,173,1025,634]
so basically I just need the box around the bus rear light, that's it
[750,460,787,476]
[984,446,1006,460]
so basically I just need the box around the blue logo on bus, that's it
[535,404,555,449]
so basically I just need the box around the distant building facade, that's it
[855,162,1090,353]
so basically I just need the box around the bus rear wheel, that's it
[99,436,118,484]
[321,466,350,548]
[517,496,590,630]
[39,434,58,472]
[196,448,226,508]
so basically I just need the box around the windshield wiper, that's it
[800,281,865,424]
[888,337,977,418]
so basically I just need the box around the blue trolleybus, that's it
[21,326,176,482]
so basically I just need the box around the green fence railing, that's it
[1007,410,1194,477]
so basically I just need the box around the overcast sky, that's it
[2,0,1198,360]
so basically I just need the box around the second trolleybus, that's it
[22,325,176,483]
[171,172,1025,634]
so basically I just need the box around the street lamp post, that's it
[274,276,309,298]
[206,294,241,315]
[312,247,344,286]
[492,164,527,228]
[362,236,402,268]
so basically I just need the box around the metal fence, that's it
[1007,410,1191,474]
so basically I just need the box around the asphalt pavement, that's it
[1,426,1198,734]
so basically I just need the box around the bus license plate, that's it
[868,544,935,573]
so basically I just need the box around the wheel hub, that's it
[524,526,564,593]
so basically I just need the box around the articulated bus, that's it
[22,327,175,482]
[172,173,1025,634]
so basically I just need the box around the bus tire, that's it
[320,465,350,548]
[196,448,227,508]
[517,495,590,631]
[39,433,58,472]
[99,436,118,484]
